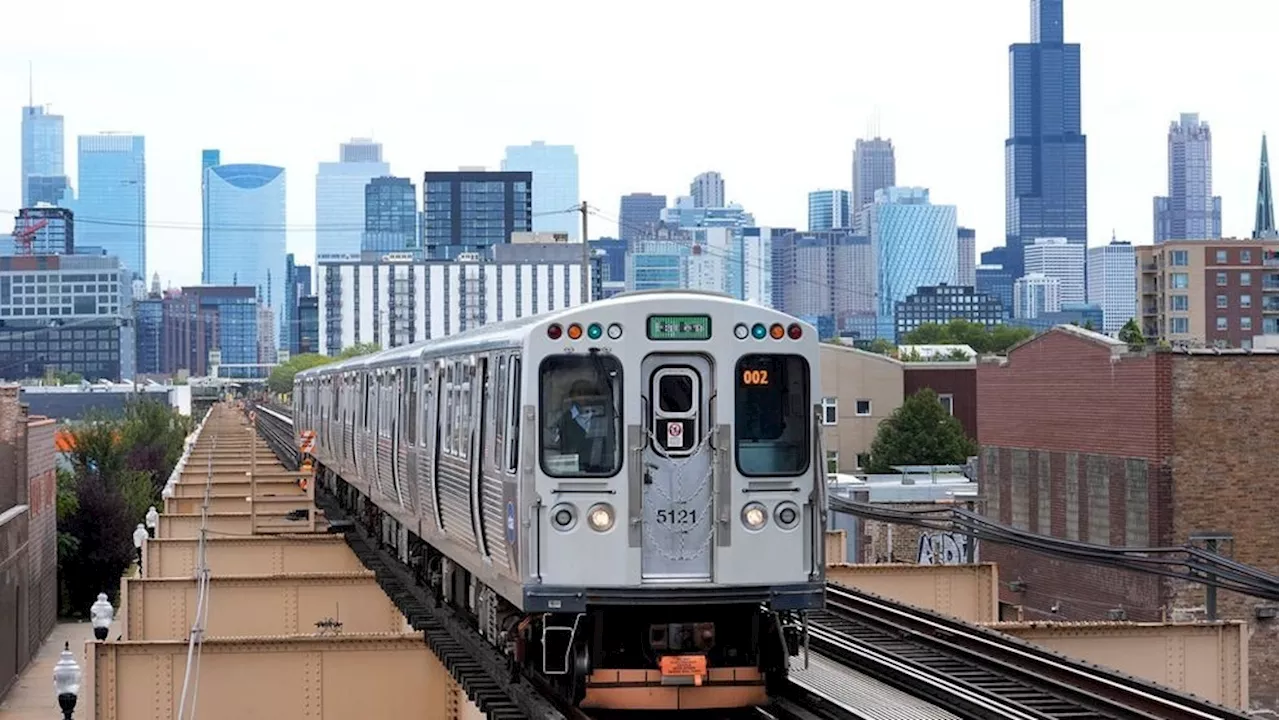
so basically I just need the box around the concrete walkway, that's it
[0,622,96,719]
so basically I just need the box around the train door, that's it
[640,354,715,583]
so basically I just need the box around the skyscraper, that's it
[957,227,976,287]
[203,163,287,341]
[1255,134,1277,241]
[76,133,146,279]
[315,139,390,259]
[501,141,580,242]
[690,172,725,208]
[851,137,896,233]
[422,170,531,260]
[860,187,958,319]
[807,190,851,231]
[618,193,667,244]
[1086,239,1136,335]
[1154,113,1221,243]
[20,104,65,208]
[363,177,418,254]
[1002,0,1087,278]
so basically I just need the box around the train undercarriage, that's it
[321,467,805,710]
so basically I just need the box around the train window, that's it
[493,355,507,465]
[734,354,810,476]
[658,374,694,414]
[507,357,521,473]
[407,367,418,444]
[539,354,622,477]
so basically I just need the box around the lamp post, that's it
[90,593,114,641]
[145,505,159,538]
[53,641,81,719]
[132,523,148,572]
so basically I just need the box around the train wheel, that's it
[557,637,591,706]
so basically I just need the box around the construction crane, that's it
[13,217,48,255]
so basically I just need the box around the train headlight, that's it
[550,503,577,531]
[774,501,801,530]
[741,502,767,531]
[587,503,615,532]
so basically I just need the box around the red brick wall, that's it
[1166,353,1278,713]
[904,365,977,439]
[24,418,57,661]
[975,330,1172,622]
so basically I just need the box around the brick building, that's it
[0,385,58,701]
[976,325,1279,712]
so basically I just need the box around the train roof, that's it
[297,290,809,379]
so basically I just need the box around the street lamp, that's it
[90,593,114,641]
[132,523,147,570]
[52,641,81,719]
[145,505,159,537]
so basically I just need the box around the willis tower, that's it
[986,0,1087,279]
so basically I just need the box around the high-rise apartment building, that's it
[501,141,580,242]
[1154,113,1221,243]
[315,139,390,259]
[618,193,667,243]
[1013,273,1061,320]
[1086,239,1136,335]
[1001,0,1087,278]
[201,149,220,273]
[75,133,146,279]
[957,227,976,286]
[422,170,532,260]
[10,206,73,256]
[808,190,851,231]
[895,284,1005,341]
[772,231,875,321]
[363,176,418,255]
[202,163,288,345]
[1137,238,1279,348]
[1023,237,1085,304]
[851,137,895,233]
[21,105,65,208]
[1255,135,1276,241]
[860,187,958,319]
[690,171,725,208]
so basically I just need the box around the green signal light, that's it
[751,323,767,339]
[587,323,603,340]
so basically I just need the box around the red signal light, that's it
[548,324,563,340]
[787,323,802,340]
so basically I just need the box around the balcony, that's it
[1142,305,1159,316]
[1141,262,1158,272]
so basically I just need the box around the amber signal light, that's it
[769,323,785,340]
[567,323,584,340]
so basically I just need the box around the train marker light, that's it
[787,323,802,340]
[606,323,623,340]
[769,323,785,340]
[567,323,584,340]
[550,503,577,530]
[742,502,767,530]
[547,324,563,340]
[751,323,767,339]
[733,323,749,340]
[587,323,603,340]
[587,503,615,532]
[775,501,801,530]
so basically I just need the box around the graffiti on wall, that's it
[916,531,974,565]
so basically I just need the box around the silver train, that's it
[294,290,827,710]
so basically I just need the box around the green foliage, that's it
[901,319,1034,354]
[267,343,381,395]
[867,388,978,474]
[57,400,191,616]
[864,337,897,356]
[1118,318,1145,349]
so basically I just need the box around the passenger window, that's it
[539,354,621,477]
[735,354,810,476]
[507,357,521,473]
[407,367,418,444]
[658,374,694,413]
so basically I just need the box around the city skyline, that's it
[0,0,1275,287]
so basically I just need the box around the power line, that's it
[0,208,579,233]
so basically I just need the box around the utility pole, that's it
[578,201,591,303]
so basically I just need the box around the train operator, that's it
[556,379,610,473]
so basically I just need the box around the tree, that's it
[865,337,897,356]
[267,343,381,395]
[901,319,1033,354]
[60,473,137,615]
[1118,318,1145,349]
[866,388,977,473]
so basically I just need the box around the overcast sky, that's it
[0,0,1275,288]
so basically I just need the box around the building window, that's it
[855,399,872,416]
[1216,294,1228,309]
[1241,272,1252,286]
[1216,317,1228,331]
[1241,250,1252,264]
[855,453,870,470]
[1241,317,1253,331]
[825,450,839,474]
[1170,250,1188,266]
[938,393,954,415]
[1171,317,1190,334]
[1171,273,1189,289]
[1216,250,1228,264]
[1216,272,1228,287]
[1240,294,1252,309]
[820,396,838,425]
[1170,294,1189,311]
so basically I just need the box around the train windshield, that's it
[734,354,810,476]
[540,354,623,477]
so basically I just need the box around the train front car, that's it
[524,291,826,710]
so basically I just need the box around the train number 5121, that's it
[655,508,697,526]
